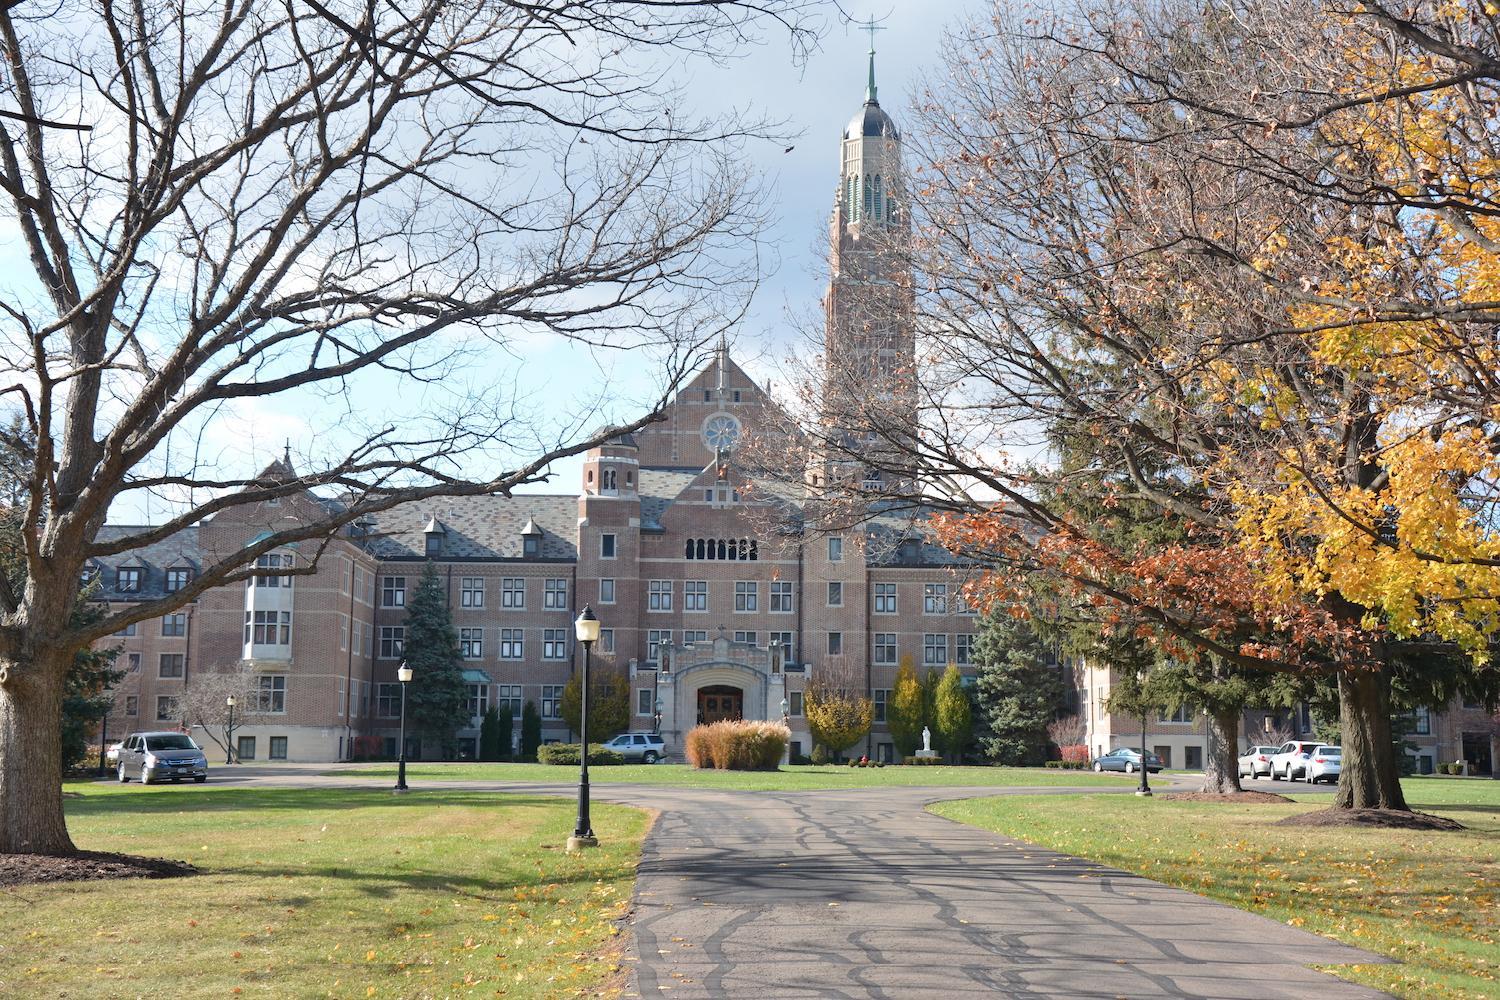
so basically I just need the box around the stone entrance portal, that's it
[697,684,744,725]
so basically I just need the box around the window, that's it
[874,633,897,664]
[159,653,185,678]
[647,630,671,662]
[254,553,293,588]
[734,630,756,645]
[827,631,843,656]
[1158,704,1193,724]
[649,580,673,612]
[789,691,804,717]
[1184,745,1203,770]
[828,536,843,562]
[500,629,524,660]
[1414,706,1432,736]
[543,628,567,660]
[923,583,948,614]
[685,580,708,612]
[126,652,140,673]
[467,683,489,720]
[827,582,843,607]
[164,568,190,593]
[599,578,616,604]
[118,567,142,592]
[923,633,947,665]
[426,533,443,558]
[873,583,897,614]
[955,634,975,666]
[115,621,137,637]
[237,736,256,761]
[460,577,485,608]
[523,535,540,559]
[269,737,288,761]
[501,577,525,609]
[460,628,484,660]
[769,631,794,660]
[496,685,523,716]
[244,610,291,645]
[873,689,890,723]
[382,576,406,608]
[600,534,616,559]
[156,695,178,720]
[769,580,793,613]
[125,695,138,716]
[256,675,287,713]
[544,578,568,610]
[377,683,402,717]
[542,685,564,719]
[734,581,758,612]
[379,626,405,659]
[683,630,708,644]
[638,689,654,715]
[599,628,615,654]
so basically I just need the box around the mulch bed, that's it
[1160,790,1294,804]
[0,850,197,887]
[1274,807,1465,831]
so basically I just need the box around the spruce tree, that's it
[520,701,543,761]
[973,615,1063,766]
[497,705,514,761]
[401,562,469,758]
[934,664,973,763]
[479,707,502,761]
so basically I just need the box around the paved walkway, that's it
[219,768,1389,998]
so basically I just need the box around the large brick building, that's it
[94,59,981,763]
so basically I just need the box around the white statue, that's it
[921,726,931,753]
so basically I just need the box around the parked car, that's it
[600,732,668,764]
[1091,747,1164,774]
[1303,745,1342,784]
[1269,740,1322,781]
[104,741,124,765]
[1237,744,1280,779]
[116,732,209,784]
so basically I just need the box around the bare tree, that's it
[174,662,268,764]
[0,0,832,853]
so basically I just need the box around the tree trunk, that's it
[1201,709,1244,794]
[1335,666,1409,811]
[0,652,76,854]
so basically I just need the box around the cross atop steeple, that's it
[859,17,885,104]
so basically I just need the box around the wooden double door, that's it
[697,685,744,725]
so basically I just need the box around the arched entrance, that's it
[697,684,744,725]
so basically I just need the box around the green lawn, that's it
[329,761,1127,791]
[931,777,1500,1000]
[0,782,648,998]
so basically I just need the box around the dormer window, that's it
[524,536,540,558]
[80,565,101,588]
[425,534,442,557]
[117,568,142,593]
[423,516,447,558]
[164,567,191,593]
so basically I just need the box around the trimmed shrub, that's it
[810,743,829,765]
[684,720,790,770]
[536,743,625,766]
[903,755,943,766]
[1058,744,1090,764]
[1044,760,1087,770]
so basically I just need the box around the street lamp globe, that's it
[574,605,600,644]
[780,697,789,717]
[226,695,235,707]
[397,662,413,683]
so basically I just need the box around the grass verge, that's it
[328,762,1126,791]
[0,782,648,999]
[931,777,1500,1000]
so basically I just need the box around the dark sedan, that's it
[1091,747,1164,774]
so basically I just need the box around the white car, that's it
[1302,745,1342,784]
[1237,745,1279,779]
[104,741,124,765]
[1269,740,1321,780]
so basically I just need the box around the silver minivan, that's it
[116,731,209,784]
[601,732,667,763]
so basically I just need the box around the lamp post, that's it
[569,606,601,851]
[394,661,413,793]
[1136,669,1152,797]
[225,695,236,764]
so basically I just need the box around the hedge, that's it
[536,743,625,766]
[1044,760,1088,770]
[684,720,790,770]
[903,756,943,766]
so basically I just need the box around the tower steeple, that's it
[865,35,878,104]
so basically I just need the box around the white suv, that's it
[1269,740,1321,781]
[601,732,667,763]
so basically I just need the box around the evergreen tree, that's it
[479,707,502,761]
[973,615,1063,766]
[497,704,514,761]
[934,664,973,763]
[520,700,543,761]
[886,657,924,757]
[401,563,468,758]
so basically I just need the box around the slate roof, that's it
[366,494,577,561]
[90,525,202,601]
[637,467,709,530]
[863,509,969,568]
